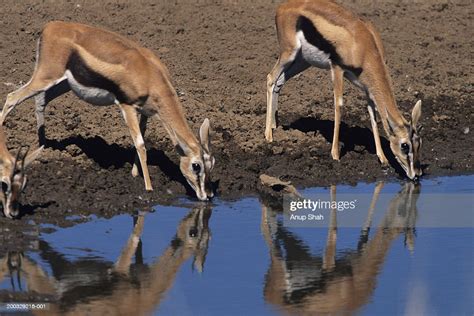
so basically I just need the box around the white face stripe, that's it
[408,152,415,178]
[199,173,206,199]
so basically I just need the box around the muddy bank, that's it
[0,0,472,227]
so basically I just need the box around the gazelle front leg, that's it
[132,114,148,177]
[331,65,344,161]
[367,99,389,167]
[119,104,153,191]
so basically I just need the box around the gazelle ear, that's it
[411,100,422,131]
[199,118,211,152]
[23,146,44,169]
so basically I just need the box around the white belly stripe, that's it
[65,70,117,106]
[297,31,331,69]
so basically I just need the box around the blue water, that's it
[0,175,473,315]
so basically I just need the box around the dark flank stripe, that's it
[66,51,131,104]
[296,16,362,77]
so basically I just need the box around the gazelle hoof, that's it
[265,132,273,143]
[331,151,340,161]
[145,185,153,191]
[131,165,139,177]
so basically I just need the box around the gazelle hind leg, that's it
[120,104,153,191]
[35,93,47,145]
[1,85,39,125]
[1,75,67,125]
[1,36,69,125]
[367,100,389,166]
[132,114,148,177]
[331,65,344,161]
[274,53,310,129]
[265,51,310,142]
[34,78,70,145]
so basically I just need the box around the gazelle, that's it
[1,21,215,200]
[0,127,43,218]
[266,0,423,180]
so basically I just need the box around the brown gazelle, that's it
[0,127,43,218]
[1,21,214,200]
[266,0,423,180]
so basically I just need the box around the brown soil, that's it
[0,0,472,227]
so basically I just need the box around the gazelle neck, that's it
[151,91,201,154]
[363,60,407,137]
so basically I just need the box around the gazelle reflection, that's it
[261,182,419,315]
[0,205,212,315]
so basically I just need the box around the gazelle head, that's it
[387,100,423,181]
[1,146,43,219]
[175,119,215,201]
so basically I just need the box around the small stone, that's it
[463,127,469,134]
[272,146,284,155]
[158,47,170,54]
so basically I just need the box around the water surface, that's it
[0,176,473,315]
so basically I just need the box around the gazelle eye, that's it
[401,143,410,155]
[1,182,9,192]
[192,163,201,173]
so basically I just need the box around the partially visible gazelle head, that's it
[175,118,215,201]
[387,100,423,181]
[1,146,43,219]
